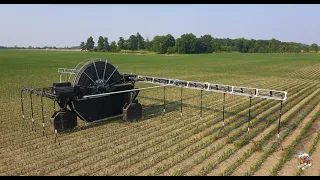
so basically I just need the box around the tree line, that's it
[80,33,320,54]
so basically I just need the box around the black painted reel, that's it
[50,59,142,132]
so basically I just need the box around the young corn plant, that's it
[244,91,320,176]
[271,111,320,176]
[295,130,320,176]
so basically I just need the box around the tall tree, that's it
[127,35,138,50]
[117,37,125,50]
[195,34,213,53]
[164,34,175,53]
[234,38,245,53]
[109,41,118,52]
[175,33,197,54]
[86,36,95,51]
[136,32,145,50]
[145,37,151,51]
[123,40,129,50]
[151,35,163,53]
[104,37,109,52]
[150,34,175,54]
[310,43,319,53]
[80,42,85,50]
[97,36,105,51]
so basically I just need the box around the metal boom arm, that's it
[130,75,288,101]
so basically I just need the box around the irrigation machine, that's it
[21,58,288,145]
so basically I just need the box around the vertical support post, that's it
[21,89,25,121]
[40,89,46,137]
[278,100,283,150]
[59,72,62,83]
[180,87,183,117]
[30,91,36,132]
[54,129,60,145]
[20,89,26,137]
[200,90,203,119]
[247,96,252,135]
[163,86,166,113]
[222,93,226,128]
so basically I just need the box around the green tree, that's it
[211,38,222,52]
[86,36,95,51]
[109,41,117,52]
[175,33,197,54]
[136,32,145,50]
[310,43,319,53]
[127,35,138,50]
[97,36,105,51]
[234,38,245,52]
[123,40,129,50]
[167,46,176,54]
[151,35,164,53]
[80,42,85,50]
[163,34,175,53]
[196,34,213,53]
[151,34,175,54]
[117,37,125,50]
[104,37,109,52]
[145,37,152,51]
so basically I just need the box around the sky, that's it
[0,4,319,47]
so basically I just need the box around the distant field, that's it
[0,50,320,176]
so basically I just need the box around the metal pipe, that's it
[82,85,164,99]
[200,90,203,119]
[30,91,35,132]
[132,75,287,101]
[21,89,25,120]
[102,59,108,80]
[40,89,46,136]
[105,65,119,84]
[93,61,100,80]
[247,96,252,135]
[222,93,226,128]
[278,100,284,150]
[180,87,183,117]
[278,100,283,138]
[163,86,166,113]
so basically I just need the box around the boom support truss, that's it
[130,75,287,101]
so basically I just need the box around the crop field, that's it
[0,50,320,176]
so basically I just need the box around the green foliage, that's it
[145,37,152,51]
[97,36,105,51]
[81,33,313,54]
[118,50,149,54]
[136,32,145,50]
[167,46,176,54]
[310,43,319,53]
[196,34,213,53]
[117,37,125,50]
[85,36,95,51]
[79,42,85,50]
[109,41,118,52]
[104,37,109,52]
[127,35,138,50]
[176,33,197,54]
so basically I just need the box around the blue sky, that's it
[0,4,319,47]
